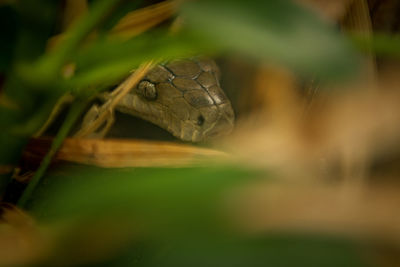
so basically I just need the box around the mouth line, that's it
[119,94,234,142]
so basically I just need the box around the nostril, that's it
[197,115,205,126]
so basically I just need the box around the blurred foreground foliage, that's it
[0,0,394,266]
[27,165,367,267]
[0,0,359,168]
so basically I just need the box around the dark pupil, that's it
[197,115,205,126]
[144,85,153,98]
[138,81,156,100]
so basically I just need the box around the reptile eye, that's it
[197,115,205,126]
[137,80,157,100]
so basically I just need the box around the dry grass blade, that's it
[341,0,377,86]
[34,93,75,138]
[341,0,373,32]
[108,61,154,108]
[73,61,154,138]
[110,0,180,39]
[48,0,179,50]
[24,138,228,168]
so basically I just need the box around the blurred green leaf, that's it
[69,30,215,88]
[0,0,144,171]
[17,99,89,208]
[352,33,400,58]
[26,0,126,86]
[181,0,360,80]
[122,235,368,267]
[30,165,261,231]
[28,165,369,267]
[0,0,61,175]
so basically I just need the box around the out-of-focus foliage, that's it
[352,33,400,59]
[182,0,360,79]
[2,0,397,266]
[23,165,367,267]
[0,0,359,170]
[31,165,259,228]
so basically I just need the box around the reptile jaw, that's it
[111,58,235,142]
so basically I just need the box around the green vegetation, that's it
[2,0,397,266]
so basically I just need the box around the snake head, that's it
[117,58,235,142]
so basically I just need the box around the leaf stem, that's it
[17,99,87,208]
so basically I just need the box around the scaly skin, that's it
[102,57,235,142]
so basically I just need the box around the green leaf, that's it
[30,165,261,232]
[123,235,368,267]
[68,30,215,88]
[351,33,400,58]
[28,165,368,267]
[28,0,126,84]
[181,0,360,80]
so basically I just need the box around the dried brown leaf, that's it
[110,0,179,39]
[24,137,228,168]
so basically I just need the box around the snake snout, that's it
[206,117,233,138]
[204,105,235,139]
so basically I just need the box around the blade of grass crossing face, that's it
[17,98,88,207]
